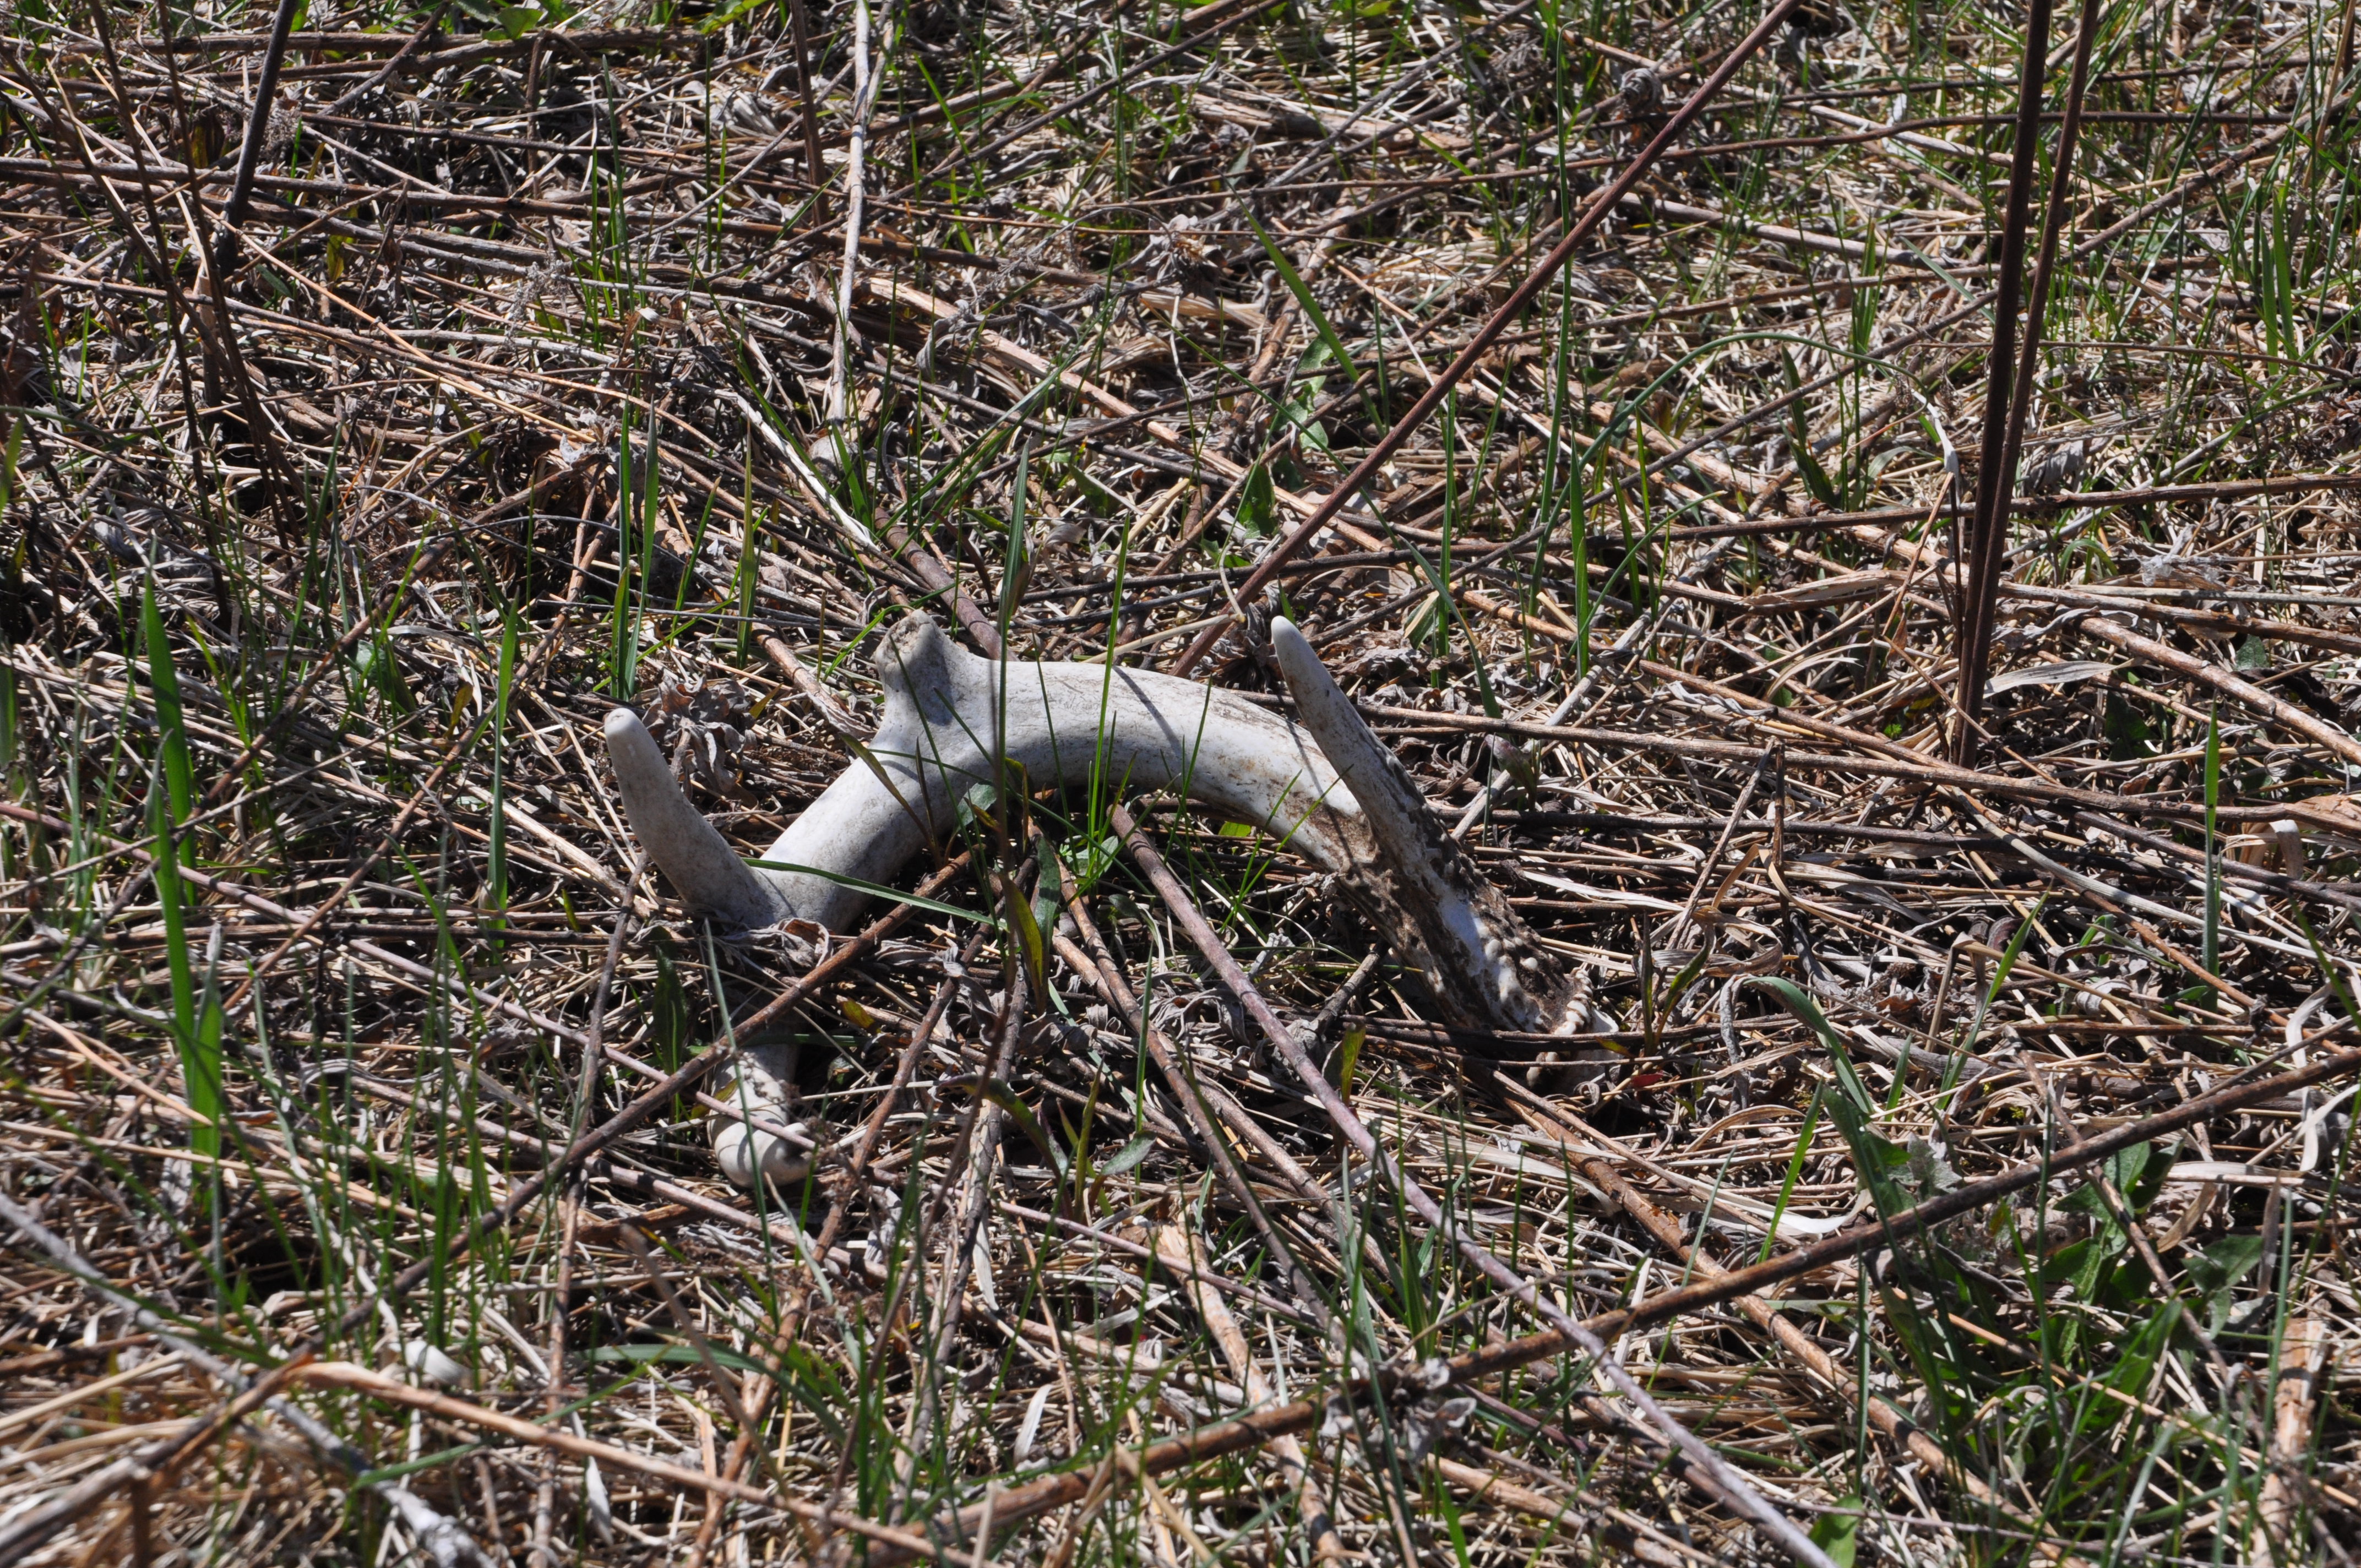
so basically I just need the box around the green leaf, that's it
[142,584,202,1120]
[2086,1300,2182,1433]
[1826,1046,1880,1129]
[496,3,541,38]
[1779,350,1840,507]
[1031,842,1067,952]
[351,1442,489,1488]
[2065,1141,2156,1219]
[1096,1135,1156,1178]
[766,1338,850,1445]
[1746,977,1873,1114]
[2060,1179,2112,1218]
[1277,384,1332,455]
[2042,1236,2101,1289]
[1791,440,1841,508]
[142,583,192,826]
[2052,1218,2131,1300]
[2109,1141,2158,1210]
[1003,865,1047,995]
[1436,1479,1473,1568]
[2103,688,2153,760]
[1247,211,1357,383]
[2186,1232,2265,1299]
[195,945,225,1097]
[1830,1098,1913,1216]
[355,631,412,713]
[1759,1087,1824,1262]
[149,787,216,1161]
[956,779,1003,836]
[1334,1026,1365,1097]
[1810,1498,1860,1568]
[699,0,769,29]
[1234,462,1276,537]
[1750,977,1911,1213]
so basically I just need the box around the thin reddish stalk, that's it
[1952,0,2062,761]
[1166,0,1808,677]
[210,0,302,279]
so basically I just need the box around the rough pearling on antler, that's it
[1267,617,1588,1036]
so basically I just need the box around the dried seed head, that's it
[1143,214,1225,285]
[644,674,754,798]
[505,260,557,332]
[1618,66,1663,117]
[2021,437,2090,499]
[260,94,301,157]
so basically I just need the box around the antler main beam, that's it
[606,615,1368,929]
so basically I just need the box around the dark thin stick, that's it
[786,0,826,191]
[1981,0,2106,718]
[1952,0,2059,761]
[211,0,304,281]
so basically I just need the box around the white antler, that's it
[603,613,1588,1185]
[607,614,1370,929]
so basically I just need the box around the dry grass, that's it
[0,0,2358,1564]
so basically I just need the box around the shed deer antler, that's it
[604,614,1588,1186]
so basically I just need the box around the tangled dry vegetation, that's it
[6,0,2361,1562]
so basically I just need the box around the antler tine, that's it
[1269,617,1582,1035]
[604,707,789,932]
